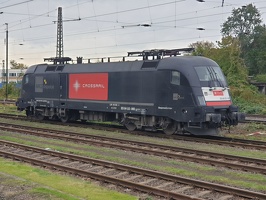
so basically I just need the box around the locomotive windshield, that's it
[195,66,227,87]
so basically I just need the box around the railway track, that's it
[1,140,265,200]
[0,99,16,104]
[1,113,266,151]
[245,114,266,120]
[1,122,266,175]
[2,101,266,123]
[2,112,266,123]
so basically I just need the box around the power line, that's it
[12,33,221,57]
[0,0,232,34]
[2,0,266,64]
[2,6,232,35]
[0,0,33,10]
[82,0,185,20]
[1,0,87,29]
[1,0,259,34]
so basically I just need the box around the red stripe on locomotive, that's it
[206,101,231,106]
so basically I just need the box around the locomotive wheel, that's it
[26,110,33,118]
[35,112,45,120]
[60,115,69,123]
[125,122,137,131]
[163,122,177,135]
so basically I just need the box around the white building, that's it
[1,68,27,84]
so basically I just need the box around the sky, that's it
[0,0,266,67]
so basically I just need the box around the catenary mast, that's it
[56,7,63,59]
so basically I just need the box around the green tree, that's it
[221,4,266,76]
[217,37,247,81]
[244,25,266,75]
[189,38,266,113]
[10,60,27,69]
[221,4,262,42]
[190,38,248,88]
[189,41,216,57]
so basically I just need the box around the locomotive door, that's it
[59,74,68,101]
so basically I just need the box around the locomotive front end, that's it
[186,63,245,135]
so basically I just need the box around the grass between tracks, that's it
[2,104,266,141]
[0,157,136,200]
[1,116,266,160]
[1,105,266,195]
[1,131,266,193]
[1,104,266,141]
[0,103,23,115]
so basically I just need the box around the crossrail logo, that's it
[69,73,108,100]
[213,90,223,96]
[73,80,80,92]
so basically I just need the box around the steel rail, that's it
[1,113,266,150]
[1,123,266,174]
[0,151,196,200]
[171,135,266,151]
[1,140,266,199]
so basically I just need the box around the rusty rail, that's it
[0,122,266,175]
[1,140,266,200]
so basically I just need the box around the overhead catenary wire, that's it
[7,16,222,46]
[0,0,33,10]
[91,0,99,32]
[26,1,32,28]
[1,0,266,65]
[8,20,220,50]
[3,6,234,33]
[1,0,264,33]
[76,0,80,19]
[1,0,92,29]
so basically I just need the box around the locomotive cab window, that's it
[195,66,227,87]
[171,71,180,85]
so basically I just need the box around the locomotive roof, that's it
[26,56,219,74]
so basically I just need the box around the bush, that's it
[233,95,266,114]
[0,83,20,100]
[254,74,266,82]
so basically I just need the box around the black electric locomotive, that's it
[16,50,245,135]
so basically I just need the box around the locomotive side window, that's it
[171,71,180,85]
[24,74,29,84]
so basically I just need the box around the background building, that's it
[0,68,26,88]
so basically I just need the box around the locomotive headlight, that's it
[197,96,206,106]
